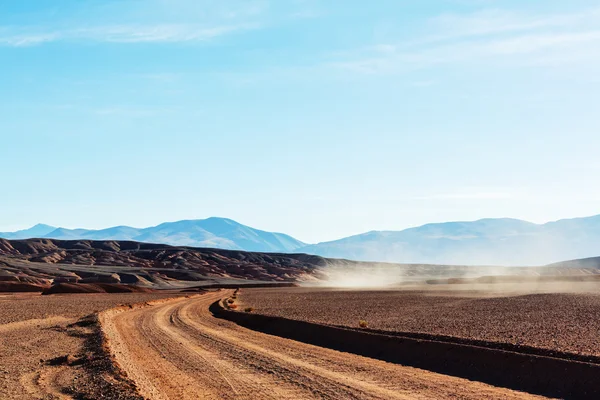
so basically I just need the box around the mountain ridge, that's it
[0,217,306,254]
[2,214,600,265]
[301,215,600,265]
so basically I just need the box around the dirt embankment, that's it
[240,287,600,358]
[42,283,156,295]
[219,291,600,399]
[0,281,49,292]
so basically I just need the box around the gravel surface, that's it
[240,286,600,357]
[0,292,181,399]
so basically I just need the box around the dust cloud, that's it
[312,261,600,295]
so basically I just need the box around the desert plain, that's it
[2,239,600,399]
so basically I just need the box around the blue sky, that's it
[1,0,600,243]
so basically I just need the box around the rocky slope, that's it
[0,238,327,288]
[2,238,600,292]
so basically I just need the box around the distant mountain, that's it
[0,224,57,239]
[0,218,306,253]
[299,216,600,266]
[3,215,600,265]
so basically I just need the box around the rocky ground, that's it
[239,285,600,357]
[0,239,329,288]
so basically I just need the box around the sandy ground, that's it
[0,292,180,399]
[100,290,545,400]
[240,284,600,357]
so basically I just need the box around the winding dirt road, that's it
[100,290,544,400]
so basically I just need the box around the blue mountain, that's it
[1,217,306,253]
[299,216,600,266]
[0,223,57,239]
[3,215,600,265]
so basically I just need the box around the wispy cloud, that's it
[0,0,273,47]
[0,23,257,47]
[426,8,600,41]
[332,7,600,74]
[416,191,516,201]
[80,23,257,43]
[0,32,59,47]
[0,0,324,48]
[93,105,180,117]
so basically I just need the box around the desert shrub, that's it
[244,307,255,313]
[227,298,235,304]
[359,320,368,328]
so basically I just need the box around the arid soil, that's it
[41,283,156,295]
[100,290,543,400]
[0,292,182,399]
[239,285,600,357]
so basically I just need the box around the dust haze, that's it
[314,259,600,295]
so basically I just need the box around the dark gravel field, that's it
[239,285,600,357]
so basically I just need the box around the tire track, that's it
[101,291,546,400]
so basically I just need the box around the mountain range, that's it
[2,215,600,265]
[0,218,305,253]
[302,216,600,266]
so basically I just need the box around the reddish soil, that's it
[0,281,49,292]
[0,292,181,399]
[99,291,541,399]
[240,286,600,357]
[41,283,155,295]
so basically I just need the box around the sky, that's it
[1,0,600,243]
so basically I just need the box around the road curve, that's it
[100,291,544,400]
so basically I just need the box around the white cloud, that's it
[0,0,323,47]
[332,7,600,74]
[0,23,257,47]
[416,192,516,201]
[0,32,59,47]
[78,23,257,43]
[0,0,271,47]
[93,105,179,117]
[427,8,600,41]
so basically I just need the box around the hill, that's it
[299,216,600,265]
[0,218,305,253]
[3,214,600,265]
[0,224,57,239]
[0,238,327,288]
[2,239,600,292]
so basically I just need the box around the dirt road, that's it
[0,292,176,400]
[100,290,545,400]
